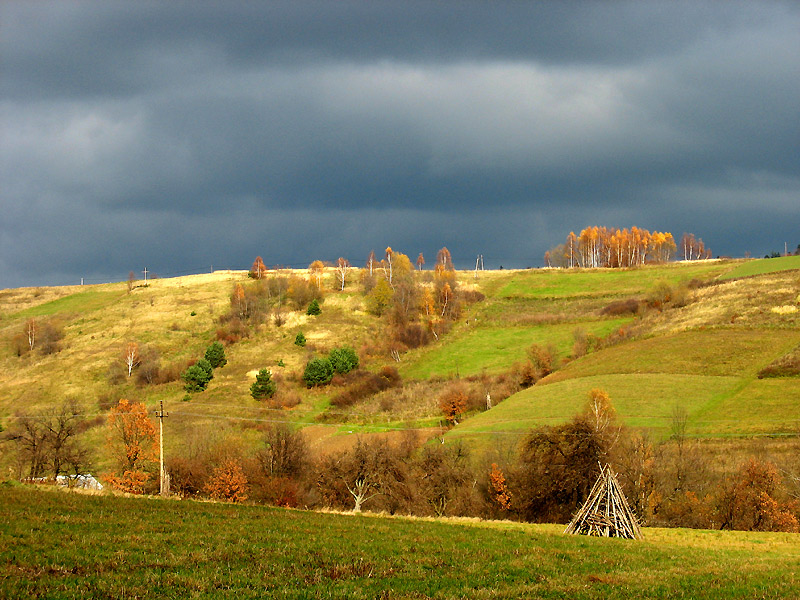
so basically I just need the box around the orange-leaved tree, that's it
[204,458,249,503]
[438,386,468,426]
[489,463,512,511]
[309,260,325,290]
[250,256,267,279]
[105,399,157,493]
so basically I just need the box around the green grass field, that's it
[400,317,631,380]
[720,255,800,280]
[3,485,799,599]
[486,262,734,299]
[449,325,800,448]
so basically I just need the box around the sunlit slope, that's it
[399,261,737,381]
[448,268,800,447]
[720,254,800,280]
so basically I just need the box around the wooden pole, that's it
[155,400,168,495]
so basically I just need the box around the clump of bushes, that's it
[302,357,334,387]
[294,332,306,347]
[600,298,640,316]
[758,347,800,379]
[329,347,359,374]
[183,342,228,393]
[330,366,402,408]
[302,346,360,388]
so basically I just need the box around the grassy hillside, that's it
[720,254,800,279]
[1,257,798,474]
[3,485,799,599]
[448,268,800,447]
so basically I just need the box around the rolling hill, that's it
[1,257,799,471]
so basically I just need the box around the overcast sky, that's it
[2,1,799,288]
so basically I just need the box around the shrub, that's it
[302,357,334,387]
[329,367,401,408]
[294,332,306,347]
[329,347,359,374]
[365,278,393,316]
[306,298,321,316]
[204,458,248,503]
[204,342,227,369]
[250,368,277,400]
[439,385,468,425]
[600,298,640,316]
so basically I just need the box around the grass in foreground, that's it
[2,485,799,600]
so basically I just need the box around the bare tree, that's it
[124,342,140,377]
[256,424,307,478]
[335,257,351,291]
[26,318,37,352]
[317,437,402,512]
[5,400,91,481]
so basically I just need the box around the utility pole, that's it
[155,400,168,496]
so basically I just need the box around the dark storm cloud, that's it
[1,1,799,287]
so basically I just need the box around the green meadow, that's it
[2,485,799,600]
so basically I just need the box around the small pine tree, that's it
[183,359,214,392]
[204,341,227,369]
[294,332,306,347]
[302,357,334,387]
[250,368,277,400]
[307,298,321,316]
[329,347,359,374]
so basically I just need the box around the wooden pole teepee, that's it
[564,464,643,540]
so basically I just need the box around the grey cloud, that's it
[1,1,799,288]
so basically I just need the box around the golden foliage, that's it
[204,458,249,503]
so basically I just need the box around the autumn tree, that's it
[6,400,90,482]
[204,458,249,503]
[309,260,325,290]
[489,463,513,511]
[384,247,394,286]
[250,256,267,279]
[231,283,248,319]
[715,459,799,532]
[366,250,376,277]
[416,443,472,517]
[680,233,710,261]
[365,278,393,316]
[317,437,403,512]
[439,385,468,426]
[105,399,157,493]
[416,253,425,270]
[256,424,307,478]
[514,416,605,523]
[335,257,351,291]
[25,318,37,352]
[43,400,92,480]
